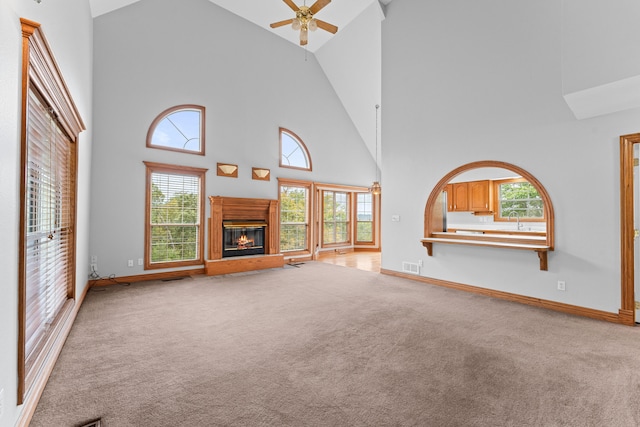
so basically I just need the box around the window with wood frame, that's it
[493,178,545,222]
[355,192,374,244]
[146,105,205,155]
[18,18,85,404]
[279,127,312,171]
[279,180,312,254]
[322,190,350,245]
[144,162,207,269]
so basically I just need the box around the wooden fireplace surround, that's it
[205,196,284,275]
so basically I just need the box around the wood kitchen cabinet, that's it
[469,180,491,212]
[446,182,469,212]
[446,180,491,213]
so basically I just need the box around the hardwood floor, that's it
[317,250,381,273]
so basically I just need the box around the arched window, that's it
[147,105,205,155]
[279,127,312,171]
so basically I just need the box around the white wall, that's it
[381,0,640,313]
[90,0,374,277]
[0,1,93,426]
[561,0,640,119]
[562,0,640,94]
[315,1,383,167]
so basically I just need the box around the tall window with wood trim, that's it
[355,192,375,244]
[18,18,85,403]
[322,191,350,245]
[279,181,312,254]
[143,162,207,270]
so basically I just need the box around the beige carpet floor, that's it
[31,262,640,426]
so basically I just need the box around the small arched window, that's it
[280,127,312,171]
[147,105,205,155]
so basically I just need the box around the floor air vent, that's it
[402,261,420,275]
[79,419,101,427]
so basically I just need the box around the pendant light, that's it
[370,104,381,195]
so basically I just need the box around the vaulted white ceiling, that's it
[89,0,392,52]
[88,0,393,167]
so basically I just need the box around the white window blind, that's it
[24,87,74,366]
[149,171,201,264]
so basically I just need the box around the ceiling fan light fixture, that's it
[270,0,337,47]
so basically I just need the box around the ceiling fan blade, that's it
[315,19,338,34]
[270,18,294,28]
[309,0,331,15]
[283,0,300,12]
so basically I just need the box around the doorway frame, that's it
[619,133,639,326]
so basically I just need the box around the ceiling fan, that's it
[270,0,338,46]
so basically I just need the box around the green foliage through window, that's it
[150,173,200,263]
[498,181,543,219]
[280,185,308,252]
[356,193,373,242]
[323,191,349,245]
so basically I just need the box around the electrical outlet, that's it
[127,259,133,267]
[557,281,566,291]
[90,263,98,271]
[90,255,97,264]
[418,260,423,267]
[138,258,143,266]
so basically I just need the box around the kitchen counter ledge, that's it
[422,232,551,270]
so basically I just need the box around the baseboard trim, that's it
[17,281,91,427]
[381,269,624,325]
[618,309,635,326]
[354,247,381,252]
[91,268,206,286]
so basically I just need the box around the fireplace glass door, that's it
[222,221,266,257]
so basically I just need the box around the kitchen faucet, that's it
[507,211,521,230]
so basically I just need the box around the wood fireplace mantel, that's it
[205,196,283,275]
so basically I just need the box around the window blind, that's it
[24,87,73,366]
[149,171,201,264]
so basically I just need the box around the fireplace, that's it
[222,221,266,258]
[205,196,284,275]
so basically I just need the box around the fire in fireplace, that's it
[222,221,266,258]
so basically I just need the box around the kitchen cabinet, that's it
[469,180,491,212]
[446,180,491,213]
[447,183,469,212]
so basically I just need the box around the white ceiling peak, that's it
[89,0,393,52]
[89,0,139,18]
[88,0,392,165]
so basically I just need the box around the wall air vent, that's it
[402,261,420,275]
